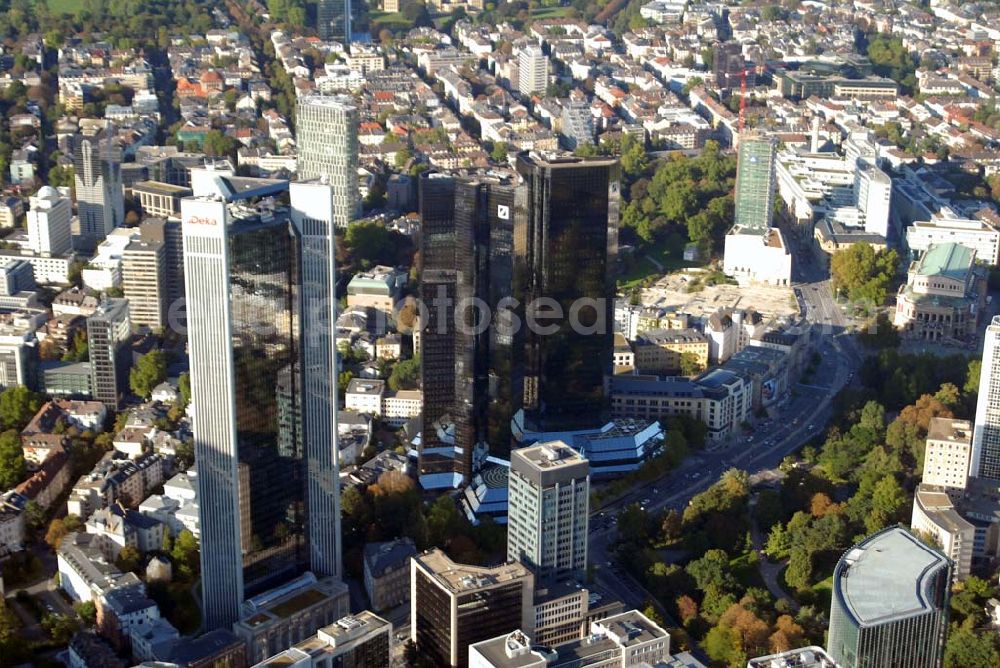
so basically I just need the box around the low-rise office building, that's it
[633,328,709,375]
[469,609,670,668]
[232,572,350,665]
[363,537,417,612]
[610,371,752,443]
[922,417,972,490]
[249,611,392,668]
[911,476,1000,581]
[907,215,1000,266]
[411,549,534,668]
[748,646,839,668]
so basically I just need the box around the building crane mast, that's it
[738,67,748,135]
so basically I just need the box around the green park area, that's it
[46,0,86,15]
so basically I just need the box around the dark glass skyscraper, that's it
[317,0,351,44]
[417,174,516,488]
[416,154,620,487]
[513,153,620,431]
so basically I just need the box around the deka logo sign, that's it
[186,216,217,226]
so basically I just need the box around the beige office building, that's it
[122,223,167,330]
[923,418,972,490]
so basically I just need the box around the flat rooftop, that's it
[513,441,586,471]
[413,548,530,594]
[835,527,949,626]
[926,417,972,444]
[133,180,193,195]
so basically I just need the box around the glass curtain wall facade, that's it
[513,153,620,431]
[416,157,620,484]
[417,174,517,486]
[317,0,351,45]
[225,218,307,593]
[184,190,343,628]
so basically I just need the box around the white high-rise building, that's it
[73,132,124,247]
[518,45,549,96]
[295,95,359,228]
[507,441,589,580]
[289,179,342,578]
[855,162,892,238]
[972,316,1000,480]
[26,186,72,256]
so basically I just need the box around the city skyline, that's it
[4,4,1000,667]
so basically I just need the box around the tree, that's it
[178,372,191,407]
[73,601,97,625]
[388,356,420,391]
[679,352,703,376]
[343,221,407,267]
[202,129,237,158]
[0,597,28,664]
[62,330,88,362]
[130,350,168,398]
[620,133,649,178]
[115,545,141,573]
[769,615,805,653]
[490,141,509,163]
[867,475,908,533]
[0,385,43,430]
[686,549,738,593]
[171,529,199,580]
[944,627,1000,668]
[338,370,354,396]
[830,242,899,306]
[0,429,26,489]
[676,594,699,625]
[45,516,83,549]
[965,359,981,396]
[41,613,78,645]
[867,35,917,94]
[426,495,463,547]
[785,547,813,591]
[704,624,744,667]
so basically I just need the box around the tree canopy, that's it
[622,141,735,250]
[0,429,26,489]
[0,385,43,431]
[130,350,168,399]
[830,242,899,306]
